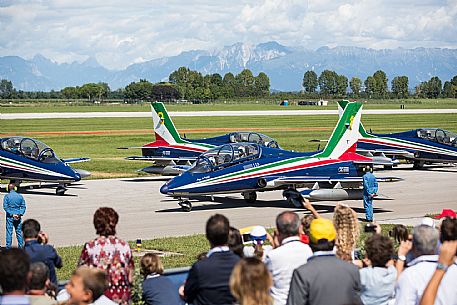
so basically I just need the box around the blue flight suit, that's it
[3,190,26,248]
[363,171,378,222]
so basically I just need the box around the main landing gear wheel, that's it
[413,161,425,169]
[179,200,192,212]
[242,191,257,204]
[56,186,67,196]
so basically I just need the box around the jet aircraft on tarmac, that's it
[0,136,90,195]
[122,102,282,175]
[338,100,457,169]
[160,102,397,212]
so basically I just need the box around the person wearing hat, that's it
[363,166,378,222]
[434,209,457,220]
[287,218,362,305]
[243,226,273,260]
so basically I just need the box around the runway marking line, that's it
[0,127,333,137]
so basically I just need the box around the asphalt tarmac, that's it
[3,108,457,119]
[1,165,456,247]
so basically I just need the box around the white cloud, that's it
[0,0,456,69]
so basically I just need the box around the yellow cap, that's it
[309,218,337,243]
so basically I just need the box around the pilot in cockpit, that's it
[238,146,246,159]
[3,138,21,154]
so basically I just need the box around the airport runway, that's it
[1,165,456,247]
[3,108,457,119]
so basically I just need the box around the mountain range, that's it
[1,41,457,92]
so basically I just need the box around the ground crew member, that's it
[3,183,26,248]
[363,166,378,222]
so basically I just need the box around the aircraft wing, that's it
[125,156,197,163]
[62,157,91,164]
[117,146,147,150]
[356,148,415,159]
[267,175,402,187]
[269,176,363,186]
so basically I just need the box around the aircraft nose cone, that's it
[74,169,91,179]
[160,184,169,194]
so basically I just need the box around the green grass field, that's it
[2,113,457,178]
[56,223,400,281]
[2,98,457,113]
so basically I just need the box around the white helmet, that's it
[250,226,267,243]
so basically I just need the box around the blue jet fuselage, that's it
[160,144,360,196]
[358,128,457,163]
[0,137,81,183]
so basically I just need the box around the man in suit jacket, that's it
[182,214,240,305]
[287,218,362,305]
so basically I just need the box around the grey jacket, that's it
[286,254,362,305]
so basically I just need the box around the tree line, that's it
[1,67,457,101]
[0,67,270,101]
[302,70,457,99]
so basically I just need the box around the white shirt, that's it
[395,255,457,305]
[243,244,273,260]
[264,236,313,305]
[207,246,230,257]
[90,295,118,305]
[0,296,30,305]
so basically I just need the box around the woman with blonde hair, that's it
[230,257,272,305]
[333,203,360,262]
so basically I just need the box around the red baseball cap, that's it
[434,209,457,219]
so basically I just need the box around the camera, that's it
[364,223,377,233]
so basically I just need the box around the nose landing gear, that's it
[178,199,192,212]
[56,185,67,196]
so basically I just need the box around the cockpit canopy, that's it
[189,143,261,173]
[0,137,60,163]
[417,129,457,147]
[229,132,280,149]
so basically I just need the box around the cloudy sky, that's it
[1,0,456,70]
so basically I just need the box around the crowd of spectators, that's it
[0,204,456,305]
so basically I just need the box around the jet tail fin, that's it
[320,102,363,159]
[337,100,370,138]
[151,102,185,144]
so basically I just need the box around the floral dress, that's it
[78,235,134,305]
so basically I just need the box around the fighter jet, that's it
[338,100,457,169]
[0,136,90,195]
[121,102,281,175]
[160,102,397,212]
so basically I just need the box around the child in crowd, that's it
[65,267,117,305]
[242,226,273,260]
[228,226,244,257]
[230,257,272,305]
[300,214,315,244]
[360,234,397,305]
[140,253,180,305]
[389,224,409,243]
